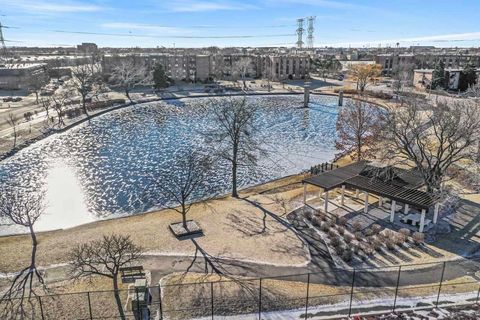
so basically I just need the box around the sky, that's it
[1,0,480,48]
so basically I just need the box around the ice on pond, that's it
[0,94,355,234]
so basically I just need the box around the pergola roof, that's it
[303,161,435,210]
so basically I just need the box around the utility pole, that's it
[296,18,305,49]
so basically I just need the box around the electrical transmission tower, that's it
[0,20,8,64]
[307,16,316,49]
[296,18,304,49]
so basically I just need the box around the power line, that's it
[51,29,295,39]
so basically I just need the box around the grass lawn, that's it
[0,175,311,274]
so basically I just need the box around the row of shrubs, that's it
[306,210,425,262]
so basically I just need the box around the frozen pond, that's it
[0,94,350,234]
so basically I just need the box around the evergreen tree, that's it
[431,61,445,90]
[459,62,477,91]
[153,63,169,89]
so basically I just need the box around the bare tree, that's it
[70,59,103,116]
[347,63,382,92]
[384,98,480,193]
[27,76,47,104]
[391,63,414,94]
[6,113,19,148]
[40,98,52,124]
[149,151,213,229]
[50,89,73,128]
[69,234,143,320]
[336,99,386,161]
[233,58,251,89]
[0,188,46,318]
[109,57,150,102]
[203,97,261,198]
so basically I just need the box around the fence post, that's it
[392,265,402,312]
[258,278,262,320]
[304,273,310,319]
[158,285,163,320]
[136,287,142,320]
[211,282,214,320]
[348,269,356,317]
[476,284,480,305]
[87,292,93,320]
[436,261,446,307]
[37,296,45,320]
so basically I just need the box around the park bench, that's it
[120,266,145,283]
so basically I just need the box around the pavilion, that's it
[302,161,440,232]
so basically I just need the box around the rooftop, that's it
[303,161,435,209]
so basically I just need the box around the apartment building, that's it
[102,53,310,83]
[0,63,49,90]
[258,55,310,81]
[376,53,480,75]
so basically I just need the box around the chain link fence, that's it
[1,259,479,319]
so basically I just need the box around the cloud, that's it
[266,0,367,9]
[166,0,258,12]
[1,0,103,13]
[319,32,480,47]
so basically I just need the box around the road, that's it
[143,252,480,288]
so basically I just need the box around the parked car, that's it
[12,97,22,102]
[2,97,13,102]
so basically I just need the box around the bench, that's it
[120,266,145,283]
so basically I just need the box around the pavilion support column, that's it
[355,189,359,198]
[404,204,410,215]
[433,203,440,224]
[364,192,369,213]
[390,200,396,223]
[341,185,345,206]
[303,184,307,204]
[378,196,383,207]
[419,209,426,232]
[324,190,329,213]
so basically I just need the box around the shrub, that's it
[399,228,411,238]
[330,236,342,247]
[316,212,326,221]
[311,217,321,227]
[362,244,374,256]
[352,221,363,232]
[328,229,337,238]
[385,239,396,251]
[344,233,354,244]
[305,210,313,220]
[365,228,374,237]
[342,250,353,262]
[395,233,406,246]
[383,229,396,240]
[338,217,347,226]
[335,245,345,256]
[321,222,331,232]
[352,243,360,254]
[354,231,363,241]
[371,238,383,251]
[371,224,382,234]
[337,226,345,235]
[412,232,425,245]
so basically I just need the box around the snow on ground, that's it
[192,292,478,320]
